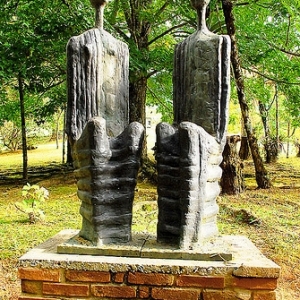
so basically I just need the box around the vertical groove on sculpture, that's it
[157,0,230,249]
[156,123,181,245]
[179,124,201,249]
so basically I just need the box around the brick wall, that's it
[18,267,278,300]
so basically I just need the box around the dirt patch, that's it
[0,259,19,300]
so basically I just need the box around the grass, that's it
[218,159,300,299]
[0,143,300,299]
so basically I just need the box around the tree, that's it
[0,0,93,178]
[1,0,299,178]
[222,0,271,188]
[103,1,193,157]
[230,0,300,162]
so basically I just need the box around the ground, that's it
[0,142,299,299]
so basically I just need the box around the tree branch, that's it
[244,67,300,85]
[148,22,188,46]
[268,42,300,57]
[154,1,170,19]
[147,86,172,112]
[112,25,131,43]
[146,69,159,79]
[285,14,291,46]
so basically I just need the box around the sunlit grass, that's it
[0,176,81,259]
[0,141,65,169]
[217,157,300,299]
[0,146,300,298]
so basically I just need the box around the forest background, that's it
[0,0,300,182]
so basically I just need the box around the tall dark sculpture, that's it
[66,0,144,246]
[156,0,230,249]
[66,0,129,146]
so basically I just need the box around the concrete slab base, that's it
[18,229,281,300]
[57,230,233,261]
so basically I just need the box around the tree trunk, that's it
[222,0,271,188]
[18,74,28,181]
[129,75,148,160]
[239,119,250,160]
[220,135,244,195]
[55,108,63,150]
[62,106,66,164]
[258,100,276,163]
[286,121,290,158]
[121,1,152,161]
[295,140,300,157]
[129,76,147,126]
[239,136,250,160]
[275,85,280,156]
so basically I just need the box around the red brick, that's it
[92,285,136,298]
[202,290,226,300]
[114,272,125,283]
[232,277,277,290]
[65,270,110,282]
[152,288,200,300]
[43,282,89,296]
[202,290,251,300]
[18,268,60,282]
[176,275,225,288]
[18,297,55,300]
[253,291,277,300]
[21,280,42,294]
[128,272,174,286]
[139,286,150,298]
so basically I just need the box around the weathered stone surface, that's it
[156,0,230,249]
[21,230,280,279]
[73,117,144,246]
[156,122,224,249]
[173,0,230,143]
[66,27,129,145]
[57,231,232,261]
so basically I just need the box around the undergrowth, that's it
[0,150,299,299]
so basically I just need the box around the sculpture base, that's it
[18,229,280,300]
[57,230,232,261]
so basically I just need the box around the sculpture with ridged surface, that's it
[156,0,231,249]
[66,0,144,246]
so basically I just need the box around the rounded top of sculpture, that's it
[90,0,109,8]
[190,0,210,9]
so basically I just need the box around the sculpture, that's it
[66,0,129,146]
[156,0,230,249]
[65,0,230,250]
[66,0,144,246]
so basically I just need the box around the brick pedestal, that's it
[18,230,280,300]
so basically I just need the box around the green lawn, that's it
[0,144,299,299]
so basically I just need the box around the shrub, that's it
[15,183,49,223]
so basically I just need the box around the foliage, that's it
[233,0,300,134]
[0,121,22,152]
[0,0,93,124]
[15,183,49,223]
[0,0,299,167]
[103,0,197,125]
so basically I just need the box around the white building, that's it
[146,106,162,155]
